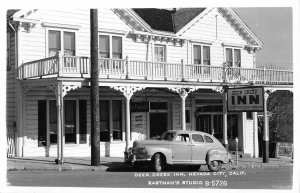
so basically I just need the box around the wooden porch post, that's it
[125,96,131,151]
[179,89,188,130]
[263,90,269,163]
[223,89,228,150]
[56,81,64,164]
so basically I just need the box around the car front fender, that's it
[206,148,231,164]
[146,146,173,164]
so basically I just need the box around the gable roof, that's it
[133,8,206,33]
[132,8,263,47]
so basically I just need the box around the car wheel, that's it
[208,160,222,172]
[152,153,164,172]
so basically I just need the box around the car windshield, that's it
[161,132,176,141]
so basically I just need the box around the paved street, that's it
[7,166,293,189]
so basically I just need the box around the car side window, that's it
[204,135,214,143]
[192,134,204,143]
[174,134,190,142]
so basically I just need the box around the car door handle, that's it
[188,145,196,146]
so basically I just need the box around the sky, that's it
[233,7,293,70]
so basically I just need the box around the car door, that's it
[191,134,209,164]
[170,133,192,164]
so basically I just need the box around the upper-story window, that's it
[48,30,75,57]
[226,48,241,67]
[154,45,166,62]
[99,35,123,59]
[193,45,210,65]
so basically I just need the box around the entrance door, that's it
[150,113,167,138]
[196,114,211,134]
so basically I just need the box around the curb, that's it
[222,163,293,170]
[7,162,293,172]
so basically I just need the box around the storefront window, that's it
[100,100,110,142]
[113,100,122,140]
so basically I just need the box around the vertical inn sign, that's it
[227,87,264,112]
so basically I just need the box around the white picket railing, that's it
[7,128,15,157]
[18,56,293,85]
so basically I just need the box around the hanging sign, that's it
[227,87,264,112]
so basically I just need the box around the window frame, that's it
[192,43,211,65]
[154,44,166,63]
[99,32,124,59]
[225,47,241,67]
[46,28,77,57]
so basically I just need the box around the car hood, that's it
[133,139,171,147]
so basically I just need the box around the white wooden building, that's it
[6,8,293,158]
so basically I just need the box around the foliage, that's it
[258,90,293,143]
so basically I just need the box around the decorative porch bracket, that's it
[110,86,145,151]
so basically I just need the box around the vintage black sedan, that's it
[124,130,232,172]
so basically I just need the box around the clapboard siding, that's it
[6,29,17,129]
[181,8,254,68]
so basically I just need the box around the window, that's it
[38,99,88,146]
[100,100,110,142]
[48,30,75,56]
[226,48,241,67]
[246,112,253,120]
[204,135,213,143]
[228,114,238,139]
[100,35,109,58]
[185,109,191,123]
[213,115,223,139]
[99,35,123,59]
[64,32,75,56]
[112,36,122,59]
[193,45,201,64]
[38,100,47,147]
[154,45,165,62]
[113,100,122,140]
[49,30,61,56]
[79,100,87,144]
[193,45,210,65]
[64,100,76,144]
[192,134,204,143]
[174,134,190,142]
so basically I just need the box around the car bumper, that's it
[124,151,152,164]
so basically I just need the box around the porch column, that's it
[263,91,270,163]
[223,90,228,150]
[110,86,145,151]
[56,82,64,164]
[16,81,23,157]
[179,89,188,130]
[125,96,131,151]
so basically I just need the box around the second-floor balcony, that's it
[18,55,293,86]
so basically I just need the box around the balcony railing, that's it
[18,55,293,85]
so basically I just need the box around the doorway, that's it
[196,114,212,134]
[150,113,168,138]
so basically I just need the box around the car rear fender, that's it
[147,146,173,164]
[206,148,231,164]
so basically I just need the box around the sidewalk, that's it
[7,156,293,172]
